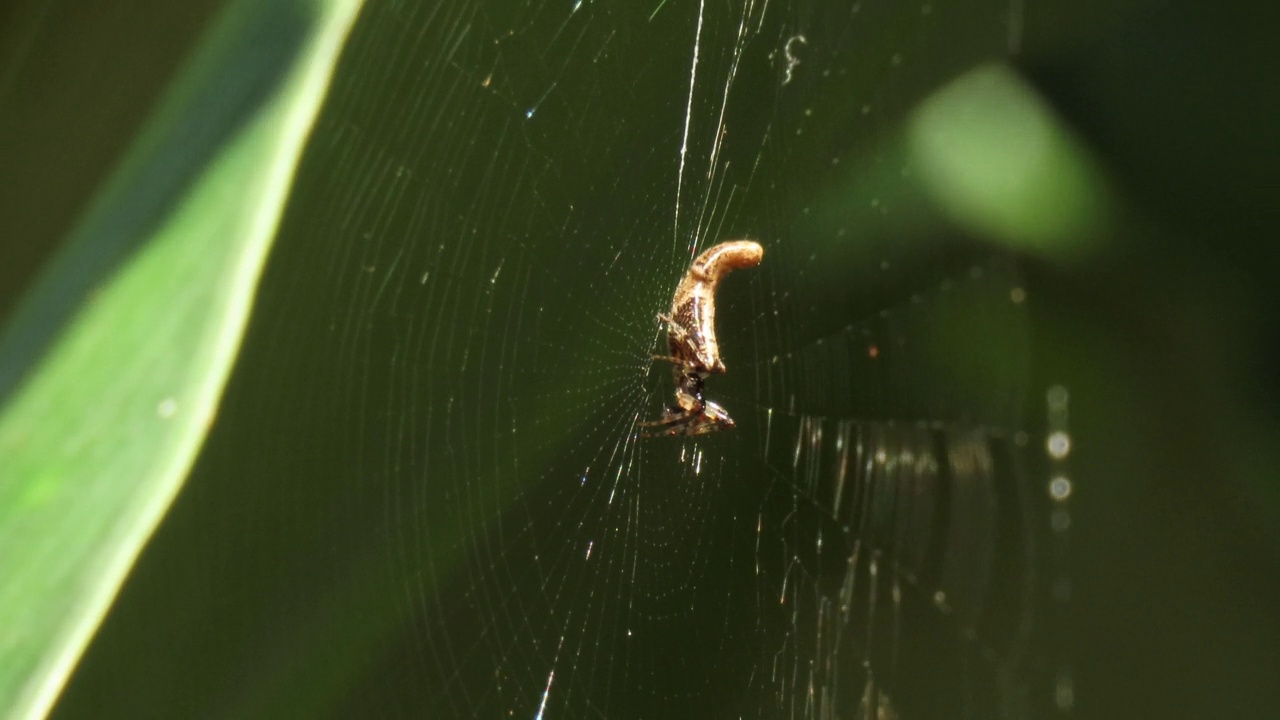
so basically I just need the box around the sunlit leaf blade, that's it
[0,1,363,718]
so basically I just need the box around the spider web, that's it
[55,1,1070,718]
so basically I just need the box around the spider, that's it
[640,240,764,437]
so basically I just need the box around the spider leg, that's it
[639,421,697,437]
[637,406,701,437]
[638,422,693,437]
[637,408,694,429]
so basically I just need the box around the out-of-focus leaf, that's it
[0,1,362,718]
[908,64,1113,259]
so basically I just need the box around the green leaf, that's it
[0,1,362,717]
[907,64,1113,259]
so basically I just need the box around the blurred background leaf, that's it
[0,1,361,717]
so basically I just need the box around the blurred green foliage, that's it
[0,1,360,717]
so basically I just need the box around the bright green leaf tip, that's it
[0,1,363,718]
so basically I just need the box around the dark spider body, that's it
[641,240,763,436]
